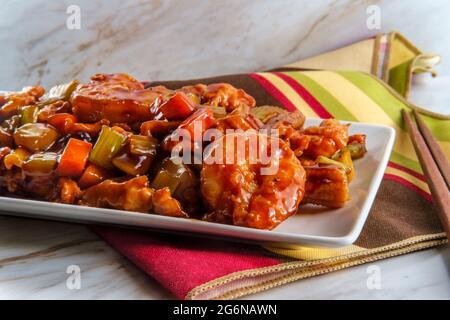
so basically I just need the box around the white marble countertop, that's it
[0,0,449,299]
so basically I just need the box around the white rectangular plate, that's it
[0,119,395,247]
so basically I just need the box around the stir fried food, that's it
[0,73,367,230]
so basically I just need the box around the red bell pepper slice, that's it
[178,108,216,138]
[162,108,216,152]
[348,134,366,145]
[57,138,92,178]
[159,92,195,121]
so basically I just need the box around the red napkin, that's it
[93,227,281,299]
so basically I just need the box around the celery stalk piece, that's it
[150,157,198,195]
[43,80,79,101]
[13,123,59,152]
[22,152,58,176]
[37,80,80,108]
[151,170,181,193]
[206,105,227,119]
[150,158,184,193]
[346,143,367,159]
[20,105,39,124]
[112,153,152,176]
[316,156,352,175]
[89,126,128,169]
[129,135,159,157]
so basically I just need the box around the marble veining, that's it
[0,0,449,299]
[1,0,450,90]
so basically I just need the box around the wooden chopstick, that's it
[412,109,450,189]
[402,109,450,240]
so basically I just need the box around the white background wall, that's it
[1,0,449,90]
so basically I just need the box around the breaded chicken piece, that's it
[302,165,350,208]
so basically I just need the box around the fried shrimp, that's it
[201,131,306,230]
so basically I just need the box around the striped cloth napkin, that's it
[94,32,449,300]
